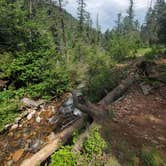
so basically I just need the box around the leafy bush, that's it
[141,149,158,166]
[107,156,121,166]
[83,126,106,157]
[107,31,141,61]
[50,146,76,166]
[87,63,129,102]
[0,90,20,130]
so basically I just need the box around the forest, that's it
[0,0,166,165]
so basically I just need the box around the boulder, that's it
[140,82,153,95]
[21,98,44,108]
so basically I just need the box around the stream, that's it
[0,91,83,166]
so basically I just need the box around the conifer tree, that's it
[77,0,86,35]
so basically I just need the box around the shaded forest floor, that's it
[100,58,166,165]
[102,83,166,165]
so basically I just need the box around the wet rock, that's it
[59,106,73,114]
[63,95,73,107]
[73,108,82,117]
[140,82,153,95]
[12,149,24,162]
[28,139,41,153]
[48,116,58,125]
[17,139,26,148]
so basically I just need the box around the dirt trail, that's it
[102,83,166,162]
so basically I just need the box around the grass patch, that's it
[141,148,166,166]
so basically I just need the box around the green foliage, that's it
[0,90,20,130]
[83,126,106,157]
[141,148,166,166]
[141,149,158,166]
[107,156,121,166]
[87,60,129,101]
[107,31,141,61]
[50,146,76,166]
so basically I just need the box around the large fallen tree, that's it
[21,60,159,166]
[72,71,136,121]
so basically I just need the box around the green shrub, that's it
[107,156,121,166]
[50,146,76,166]
[83,126,106,157]
[141,149,158,166]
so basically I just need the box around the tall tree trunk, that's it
[58,0,67,51]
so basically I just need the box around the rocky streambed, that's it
[0,92,83,166]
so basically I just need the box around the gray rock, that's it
[28,139,41,153]
[21,98,44,108]
[59,106,73,114]
[63,96,73,107]
[48,116,58,125]
[140,82,153,95]
[73,108,82,117]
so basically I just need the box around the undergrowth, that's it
[49,125,119,166]
[141,148,166,166]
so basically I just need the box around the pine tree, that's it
[77,0,86,35]
[57,0,67,50]
[127,0,134,31]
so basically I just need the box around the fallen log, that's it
[99,72,136,105]
[21,116,87,166]
[72,71,137,120]
[21,69,138,166]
